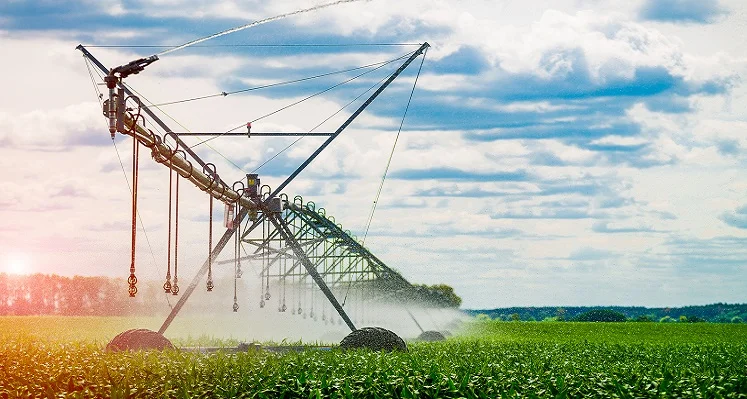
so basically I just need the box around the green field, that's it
[1,317,746,398]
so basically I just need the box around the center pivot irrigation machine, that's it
[76,3,459,352]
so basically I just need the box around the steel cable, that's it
[362,48,428,244]
[189,50,416,149]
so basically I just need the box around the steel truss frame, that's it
[76,42,430,335]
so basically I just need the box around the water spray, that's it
[157,0,367,57]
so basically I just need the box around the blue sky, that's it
[0,0,746,309]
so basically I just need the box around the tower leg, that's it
[158,208,255,334]
[269,214,357,332]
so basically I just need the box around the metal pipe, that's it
[120,113,257,209]
[76,44,231,190]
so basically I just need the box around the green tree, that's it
[660,316,674,323]
[510,313,520,322]
[575,309,627,322]
[413,284,462,308]
[732,316,743,324]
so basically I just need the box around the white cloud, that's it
[0,102,105,150]
[0,1,746,310]
[590,135,648,147]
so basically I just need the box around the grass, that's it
[1,317,746,397]
[463,319,747,344]
[0,316,162,344]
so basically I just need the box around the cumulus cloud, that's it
[0,1,745,309]
[720,205,747,229]
[0,103,107,150]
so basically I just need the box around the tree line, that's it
[467,304,747,323]
[0,273,175,316]
[411,284,462,308]
[0,273,464,316]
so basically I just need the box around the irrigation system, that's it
[76,3,457,351]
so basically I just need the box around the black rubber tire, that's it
[418,330,446,341]
[106,329,174,352]
[339,327,407,352]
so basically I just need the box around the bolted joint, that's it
[104,73,118,89]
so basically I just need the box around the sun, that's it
[6,253,29,275]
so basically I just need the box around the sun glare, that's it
[6,253,29,275]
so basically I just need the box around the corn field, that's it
[1,317,746,398]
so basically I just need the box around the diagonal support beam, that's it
[268,213,357,332]
[158,207,248,334]
[269,42,430,199]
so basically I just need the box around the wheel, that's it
[418,330,446,341]
[105,329,174,352]
[339,327,407,352]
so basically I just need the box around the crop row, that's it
[2,338,746,398]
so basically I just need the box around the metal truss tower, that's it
[76,42,438,338]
